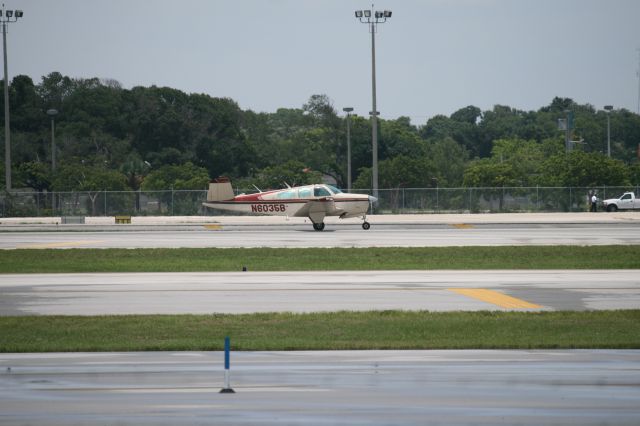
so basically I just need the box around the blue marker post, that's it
[220,336,235,393]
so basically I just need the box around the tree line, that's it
[1,71,639,196]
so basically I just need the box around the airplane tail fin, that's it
[207,177,235,202]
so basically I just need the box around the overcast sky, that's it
[8,0,640,124]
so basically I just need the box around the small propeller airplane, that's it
[203,177,377,231]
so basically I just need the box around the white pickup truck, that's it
[602,192,640,212]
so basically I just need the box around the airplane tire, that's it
[362,221,371,230]
[313,222,325,231]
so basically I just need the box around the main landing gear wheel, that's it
[362,221,371,230]
[313,222,325,231]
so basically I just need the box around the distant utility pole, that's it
[637,48,640,115]
[604,105,613,157]
[342,107,354,192]
[563,110,573,152]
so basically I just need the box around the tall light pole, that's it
[604,105,613,157]
[1,6,23,191]
[47,109,58,170]
[343,107,353,191]
[354,8,391,200]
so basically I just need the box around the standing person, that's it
[591,193,598,212]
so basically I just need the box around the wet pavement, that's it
[1,350,639,425]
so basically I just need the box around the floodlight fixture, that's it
[384,10,392,18]
[15,10,23,18]
[343,107,354,113]
[5,10,12,18]
[355,10,363,18]
[364,10,371,17]
[604,105,613,112]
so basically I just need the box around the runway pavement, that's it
[2,270,639,315]
[0,212,639,249]
[1,350,639,425]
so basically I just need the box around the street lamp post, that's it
[342,107,353,191]
[1,6,23,191]
[564,109,572,152]
[47,109,58,171]
[604,105,613,157]
[354,8,391,200]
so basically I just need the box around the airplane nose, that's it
[368,195,378,203]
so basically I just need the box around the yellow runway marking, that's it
[17,240,105,249]
[203,224,223,231]
[449,288,542,309]
[451,223,474,229]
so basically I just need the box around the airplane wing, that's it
[292,199,342,224]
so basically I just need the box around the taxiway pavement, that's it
[1,270,639,315]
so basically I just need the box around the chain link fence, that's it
[1,186,638,217]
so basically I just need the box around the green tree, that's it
[490,138,545,186]
[629,163,640,185]
[463,159,522,211]
[354,155,434,189]
[5,75,43,132]
[538,151,630,187]
[426,137,468,187]
[51,163,128,215]
[17,161,52,192]
[141,162,210,191]
[36,71,75,111]
[379,117,424,159]
[241,160,322,190]
[463,159,520,187]
[141,162,210,214]
[120,154,151,211]
[421,108,482,158]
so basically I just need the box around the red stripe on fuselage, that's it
[233,191,279,202]
[223,198,366,204]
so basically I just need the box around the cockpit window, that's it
[326,185,343,194]
[314,186,331,197]
[276,190,297,200]
[298,187,312,199]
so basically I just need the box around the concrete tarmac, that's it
[1,350,639,425]
[1,222,640,249]
[1,270,639,315]
[1,212,639,249]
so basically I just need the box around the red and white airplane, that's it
[203,177,376,231]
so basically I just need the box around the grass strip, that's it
[1,311,638,352]
[1,246,640,273]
